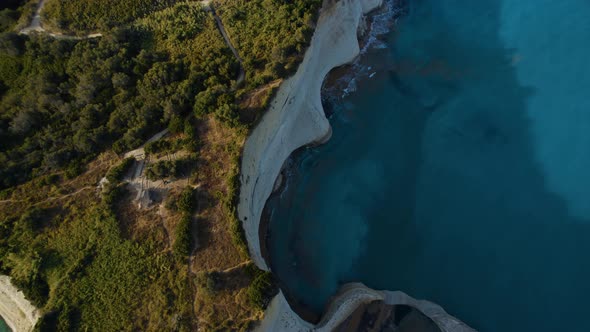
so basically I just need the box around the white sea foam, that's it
[331,0,406,99]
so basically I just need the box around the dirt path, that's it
[0,186,93,206]
[220,260,252,274]
[19,0,102,40]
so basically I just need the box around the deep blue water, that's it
[267,0,590,331]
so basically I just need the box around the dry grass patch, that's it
[191,116,245,271]
[237,79,282,124]
[0,151,117,219]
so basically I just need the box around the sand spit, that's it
[0,276,40,332]
[238,0,383,270]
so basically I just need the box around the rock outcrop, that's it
[0,276,40,332]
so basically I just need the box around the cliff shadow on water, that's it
[266,0,590,331]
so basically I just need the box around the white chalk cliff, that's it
[238,0,382,271]
[0,275,40,332]
[238,0,476,330]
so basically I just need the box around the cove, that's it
[267,0,590,331]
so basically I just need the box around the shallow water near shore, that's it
[267,0,590,331]
[0,316,9,332]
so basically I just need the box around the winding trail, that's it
[19,0,102,40]
[219,260,252,274]
[0,186,93,206]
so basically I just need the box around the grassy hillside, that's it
[0,0,321,330]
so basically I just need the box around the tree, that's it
[0,32,24,56]
[173,214,192,258]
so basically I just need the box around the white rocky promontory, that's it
[0,275,40,332]
[317,283,476,332]
[257,284,476,332]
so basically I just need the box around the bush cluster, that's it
[217,0,322,87]
[42,0,177,33]
[0,3,235,190]
[246,270,276,310]
[172,186,196,258]
[106,157,135,183]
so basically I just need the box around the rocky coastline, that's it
[239,0,475,330]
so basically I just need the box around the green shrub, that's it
[217,0,322,89]
[10,255,50,307]
[168,115,184,134]
[145,160,178,180]
[102,184,127,208]
[43,0,177,33]
[177,187,195,213]
[0,188,13,200]
[173,214,192,258]
[145,156,196,181]
[106,157,135,183]
[246,271,276,310]
[36,174,60,187]
[64,162,84,179]
[0,53,22,86]
[195,271,219,297]
[144,139,185,155]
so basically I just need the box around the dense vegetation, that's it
[1,0,28,34]
[43,0,177,33]
[172,187,196,258]
[0,0,323,330]
[2,0,26,10]
[106,157,135,183]
[0,9,19,32]
[0,3,238,191]
[217,0,322,87]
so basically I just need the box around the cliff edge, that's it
[238,0,382,271]
[238,0,476,331]
[0,276,40,332]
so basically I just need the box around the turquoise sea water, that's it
[267,0,590,331]
[0,316,10,332]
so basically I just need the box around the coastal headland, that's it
[238,0,475,330]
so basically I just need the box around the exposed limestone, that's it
[238,0,382,270]
[0,276,40,332]
[238,0,476,330]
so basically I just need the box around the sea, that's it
[0,315,10,332]
[266,0,590,331]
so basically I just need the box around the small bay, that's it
[267,0,590,331]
